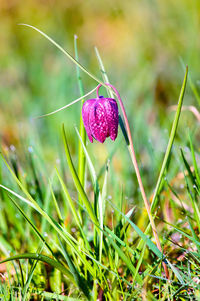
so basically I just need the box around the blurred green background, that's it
[0,0,199,195]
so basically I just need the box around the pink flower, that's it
[82,96,119,143]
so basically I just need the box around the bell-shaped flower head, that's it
[82,96,119,143]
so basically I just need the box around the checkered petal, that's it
[82,96,119,143]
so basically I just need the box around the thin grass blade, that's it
[35,86,98,118]
[56,168,81,227]
[0,182,95,278]
[58,237,91,298]
[188,130,200,187]
[151,66,188,212]
[105,233,143,285]
[62,125,98,226]
[74,35,86,194]
[19,24,103,85]
[75,127,103,261]
[8,196,55,258]
[0,254,74,283]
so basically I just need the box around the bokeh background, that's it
[0,0,200,197]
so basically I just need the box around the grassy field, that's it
[0,1,200,300]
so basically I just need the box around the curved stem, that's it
[97,83,169,278]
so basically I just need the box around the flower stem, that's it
[96,83,169,278]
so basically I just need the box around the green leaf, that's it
[181,149,200,233]
[164,219,200,248]
[58,237,91,298]
[105,233,143,285]
[109,201,163,260]
[0,182,96,279]
[8,196,55,258]
[56,168,81,227]
[0,253,74,283]
[62,125,98,227]
[188,131,200,188]
[74,35,86,197]
[75,127,103,261]
[37,291,78,300]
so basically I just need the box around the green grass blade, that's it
[188,130,200,187]
[104,225,143,261]
[180,58,200,107]
[0,182,95,278]
[0,183,74,247]
[49,182,64,224]
[56,168,91,250]
[75,127,103,261]
[58,237,91,299]
[105,233,143,285]
[75,128,98,189]
[188,74,200,107]
[39,291,79,300]
[19,23,117,98]
[62,125,98,226]
[41,179,53,235]
[163,219,200,248]
[187,217,200,253]
[19,24,104,86]
[101,160,109,222]
[80,249,132,287]
[151,66,188,213]
[166,262,184,284]
[95,46,114,98]
[94,47,129,145]
[22,253,41,300]
[181,150,200,233]
[74,35,86,195]
[104,226,126,248]
[56,168,81,227]
[132,243,146,283]
[0,183,38,211]
[180,148,196,183]
[109,201,163,259]
[36,86,98,118]
[8,196,55,258]
[0,253,74,283]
